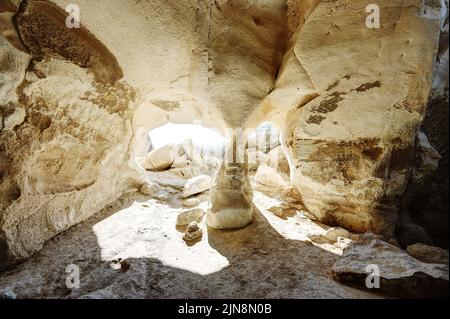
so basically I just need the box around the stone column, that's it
[207,129,253,229]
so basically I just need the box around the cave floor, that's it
[0,187,385,299]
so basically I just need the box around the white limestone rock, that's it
[181,175,212,198]
[139,144,177,171]
[182,197,201,208]
[176,208,205,226]
[254,164,289,190]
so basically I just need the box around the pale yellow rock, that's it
[181,175,212,198]
[0,0,445,272]
[139,144,177,171]
[254,164,289,190]
[176,208,205,226]
[183,222,203,242]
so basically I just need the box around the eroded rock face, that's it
[0,0,136,270]
[0,0,446,270]
[281,0,444,237]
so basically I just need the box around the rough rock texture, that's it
[139,144,177,171]
[0,191,384,299]
[176,208,205,226]
[0,0,137,269]
[181,175,212,198]
[281,0,444,237]
[406,243,449,265]
[0,0,447,274]
[183,222,203,242]
[207,131,254,229]
[332,235,449,298]
[254,164,289,190]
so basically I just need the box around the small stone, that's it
[407,243,449,265]
[183,222,203,242]
[254,164,288,189]
[325,227,350,242]
[334,237,353,250]
[182,197,200,207]
[176,208,205,226]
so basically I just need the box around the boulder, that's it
[182,197,201,208]
[332,237,449,298]
[139,144,177,171]
[176,208,205,226]
[254,164,288,190]
[407,243,449,265]
[181,175,212,198]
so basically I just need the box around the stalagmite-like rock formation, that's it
[207,130,254,229]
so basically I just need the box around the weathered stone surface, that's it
[181,175,212,198]
[207,131,254,229]
[407,243,449,265]
[0,0,446,276]
[267,145,290,177]
[282,0,444,237]
[207,160,254,229]
[171,154,189,169]
[408,3,449,247]
[176,208,205,226]
[181,139,203,165]
[182,197,201,208]
[139,144,177,171]
[139,182,159,196]
[332,237,449,298]
[254,164,289,190]
[325,227,350,243]
[183,222,203,242]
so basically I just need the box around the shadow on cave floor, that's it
[0,192,385,299]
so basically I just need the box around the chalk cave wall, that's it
[0,0,448,270]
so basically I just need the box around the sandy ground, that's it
[0,184,384,299]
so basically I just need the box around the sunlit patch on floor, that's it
[92,198,229,276]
